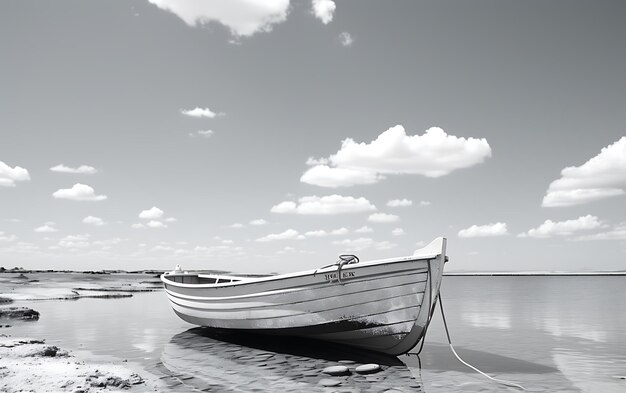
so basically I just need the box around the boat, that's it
[161,237,447,355]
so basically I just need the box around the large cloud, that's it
[543,137,626,207]
[312,0,335,24]
[0,161,30,187]
[50,164,98,175]
[147,0,290,37]
[519,215,603,238]
[458,222,508,238]
[52,184,107,201]
[271,195,376,215]
[301,125,491,187]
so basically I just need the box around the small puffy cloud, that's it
[354,226,373,233]
[34,224,58,233]
[300,165,381,188]
[147,220,167,229]
[189,130,215,138]
[53,183,107,201]
[180,107,219,118]
[50,164,98,175]
[256,229,303,242]
[387,198,413,207]
[250,219,267,226]
[458,222,508,238]
[229,223,245,229]
[139,206,164,220]
[520,215,603,238]
[82,216,105,226]
[271,195,376,215]
[0,161,30,187]
[165,217,177,222]
[368,213,399,223]
[131,223,146,229]
[332,237,396,252]
[543,137,626,207]
[331,227,349,236]
[420,200,431,206]
[301,126,491,188]
[338,32,353,46]
[392,228,405,236]
[0,232,18,242]
[304,230,328,237]
[147,0,290,37]
[312,0,335,24]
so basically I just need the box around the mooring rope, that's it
[438,293,526,391]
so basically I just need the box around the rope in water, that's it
[437,293,527,391]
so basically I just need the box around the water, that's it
[5,275,626,392]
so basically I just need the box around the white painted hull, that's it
[162,238,446,355]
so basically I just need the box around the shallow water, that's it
[5,275,626,392]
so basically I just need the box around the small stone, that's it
[355,364,381,375]
[323,365,350,376]
[318,378,342,387]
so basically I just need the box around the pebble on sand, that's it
[318,378,342,387]
[355,363,382,375]
[323,365,350,376]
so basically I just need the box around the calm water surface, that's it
[7,275,626,392]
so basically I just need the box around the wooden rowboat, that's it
[161,237,447,355]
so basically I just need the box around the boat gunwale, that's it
[160,253,440,290]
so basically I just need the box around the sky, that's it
[1,0,625,273]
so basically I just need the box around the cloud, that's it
[34,224,57,233]
[304,230,328,237]
[50,164,98,174]
[139,206,164,220]
[368,213,399,223]
[458,222,508,238]
[229,223,245,228]
[312,0,335,24]
[131,223,146,229]
[420,200,431,206]
[301,126,491,188]
[520,215,604,238]
[52,183,107,201]
[300,165,382,188]
[354,226,373,233]
[256,229,303,242]
[331,227,349,235]
[387,198,412,207]
[189,130,215,138]
[0,161,30,187]
[392,228,405,236]
[271,195,376,215]
[147,220,167,229]
[58,234,90,248]
[0,232,18,242]
[180,107,221,118]
[250,219,267,226]
[82,216,105,226]
[332,237,396,252]
[574,223,626,240]
[542,137,626,207]
[338,32,353,46]
[147,0,290,37]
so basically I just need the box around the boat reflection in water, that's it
[157,327,425,392]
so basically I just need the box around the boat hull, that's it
[162,238,446,355]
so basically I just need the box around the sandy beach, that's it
[0,271,165,393]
